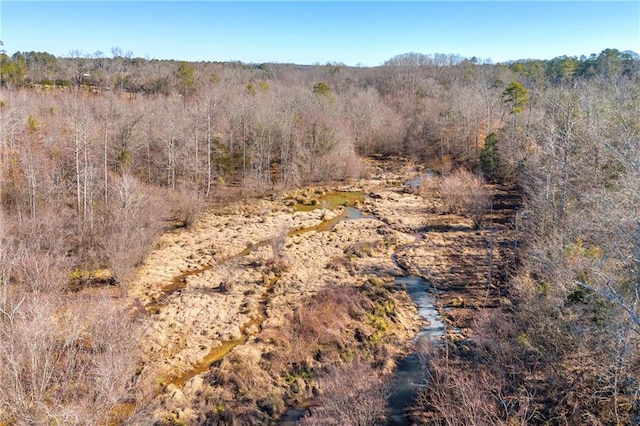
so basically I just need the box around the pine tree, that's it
[503,81,529,114]
[479,132,501,181]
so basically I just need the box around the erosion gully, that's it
[132,190,446,425]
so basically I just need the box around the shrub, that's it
[299,362,389,426]
[440,168,490,228]
[169,188,206,228]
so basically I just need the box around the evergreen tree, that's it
[503,81,529,114]
[313,81,331,96]
[479,132,501,181]
[175,61,196,96]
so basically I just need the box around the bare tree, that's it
[103,173,162,286]
[440,168,490,228]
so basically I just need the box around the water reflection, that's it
[387,276,445,425]
[395,276,445,342]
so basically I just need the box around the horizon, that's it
[2,1,639,66]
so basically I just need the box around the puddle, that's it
[404,172,437,192]
[289,206,369,237]
[279,400,315,425]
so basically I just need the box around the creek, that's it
[387,275,446,426]
[281,244,446,425]
[281,197,447,425]
[143,190,445,425]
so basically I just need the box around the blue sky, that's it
[2,1,639,65]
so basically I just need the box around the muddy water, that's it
[165,275,278,390]
[153,192,367,397]
[170,337,247,388]
[292,191,365,212]
[149,192,364,314]
[289,206,368,236]
[146,240,272,314]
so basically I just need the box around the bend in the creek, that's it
[148,191,366,313]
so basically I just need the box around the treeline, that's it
[0,47,639,424]
[511,48,639,84]
[2,48,638,93]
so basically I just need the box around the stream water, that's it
[387,276,446,426]
[280,202,446,425]
[395,276,445,342]
[146,191,443,425]
[280,268,446,426]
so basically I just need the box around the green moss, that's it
[564,238,603,260]
[69,270,85,281]
[369,332,383,345]
[376,300,395,316]
[367,314,388,332]
[516,331,533,350]
[285,365,316,384]
[537,281,552,295]
[368,277,385,287]
[339,348,355,362]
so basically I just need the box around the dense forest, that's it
[0,47,639,424]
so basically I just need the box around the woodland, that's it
[0,48,639,425]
